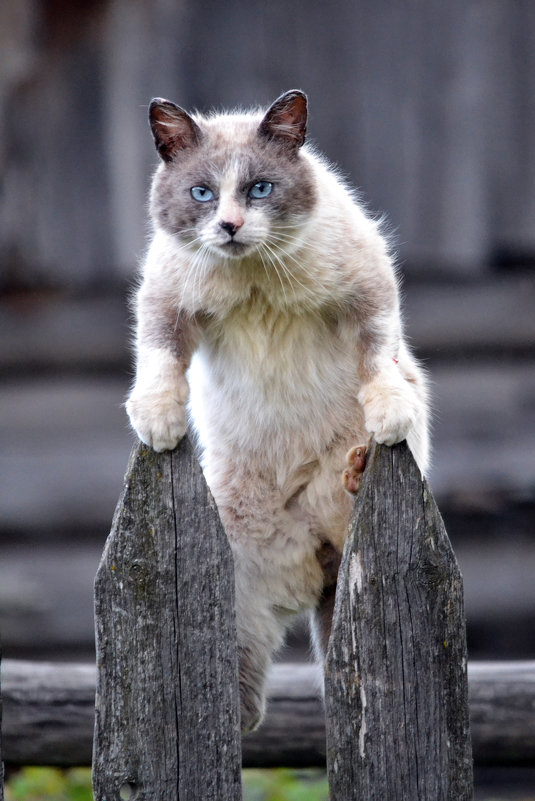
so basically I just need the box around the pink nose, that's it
[219,218,243,237]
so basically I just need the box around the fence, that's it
[91,435,472,800]
[3,438,535,797]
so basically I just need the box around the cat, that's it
[126,89,430,733]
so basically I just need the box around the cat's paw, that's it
[239,673,266,734]
[359,381,416,446]
[240,694,265,735]
[125,390,186,452]
[342,444,368,495]
[238,644,267,734]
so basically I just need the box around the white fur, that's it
[126,347,188,452]
[127,120,430,731]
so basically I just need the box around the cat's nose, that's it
[219,219,241,237]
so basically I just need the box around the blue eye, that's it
[249,181,273,199]
[191,186,215,202]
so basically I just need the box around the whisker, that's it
[262,240,304,307]
[180,240,209,311]
[268,231,324,259]
[256,246,273,287]
[190,243,212,310]
[259,243,290,308]
[263,238,318,305]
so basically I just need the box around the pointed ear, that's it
[258,90,308,152]
[149,98,202,162]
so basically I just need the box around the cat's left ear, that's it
[149,98,202,162]
[258,90,308,152]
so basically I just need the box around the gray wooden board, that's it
[1,277,533,375]
[3,660,535,768]
[93,436,242,801]
[5,529,535,662]
[5,533,535,661]
[0,295,128,375]
[468,661,535,767]
[3,661,97,766]
[325,441,473,800]
[2,277,534,538]
[2,359,535,539]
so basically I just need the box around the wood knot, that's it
[119,781,139,800]
[417,559,446,589]
[127,560,151,591]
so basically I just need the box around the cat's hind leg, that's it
[238,642,270,734]
[232,556,296,733]
[235,600,291,733]
[310,444,368,661]
[309,542,342,662]
[342,443,368,495]
[206,454,329,732]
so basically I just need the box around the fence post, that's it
[93,435,242,801]
[324,440,473,800]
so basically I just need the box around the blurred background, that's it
[1,0,535,795]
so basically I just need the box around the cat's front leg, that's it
[358,362,420,448]
[126,347,189,452]
[127,285,200,452]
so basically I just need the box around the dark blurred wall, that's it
[2,0,535,288]
[1,1,535,669]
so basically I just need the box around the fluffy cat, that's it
[126,90,430,733]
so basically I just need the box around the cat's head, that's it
[148,91,317,262]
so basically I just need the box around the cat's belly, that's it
[199,423,356,614]
[186,335,365,613]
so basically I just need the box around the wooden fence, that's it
[9,435,533,797]
[94,436,472,798]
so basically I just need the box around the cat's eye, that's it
[191,186,215,202]
[249,181,273,199]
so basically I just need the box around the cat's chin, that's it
[212,240,258,260]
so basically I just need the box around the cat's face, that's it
[149,91,317,262]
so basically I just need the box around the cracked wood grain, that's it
[92,435,242,801]
[325,440,473,800]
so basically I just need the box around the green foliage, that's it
[243,768,329,801]
[5,767,329,801]
[5,767,93,801]
[9,766,535,800]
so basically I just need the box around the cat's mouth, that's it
[218,239,256,258]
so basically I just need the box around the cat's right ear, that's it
[149,99,202,162]
[258,90,308,153]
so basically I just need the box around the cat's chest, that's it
[198,303,357,398]
[215,309,315,368]
[187,301,362,455]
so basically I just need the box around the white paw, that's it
[359,382,416,446]
[125,390,186,452]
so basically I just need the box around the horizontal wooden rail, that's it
[3,658,535,768]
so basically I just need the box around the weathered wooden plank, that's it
[244,663,326,768]
[2,661,96,767]
[2,659,535,768]
[468,661,535,767]
[325,440,473,800]
[93,436,242,801]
